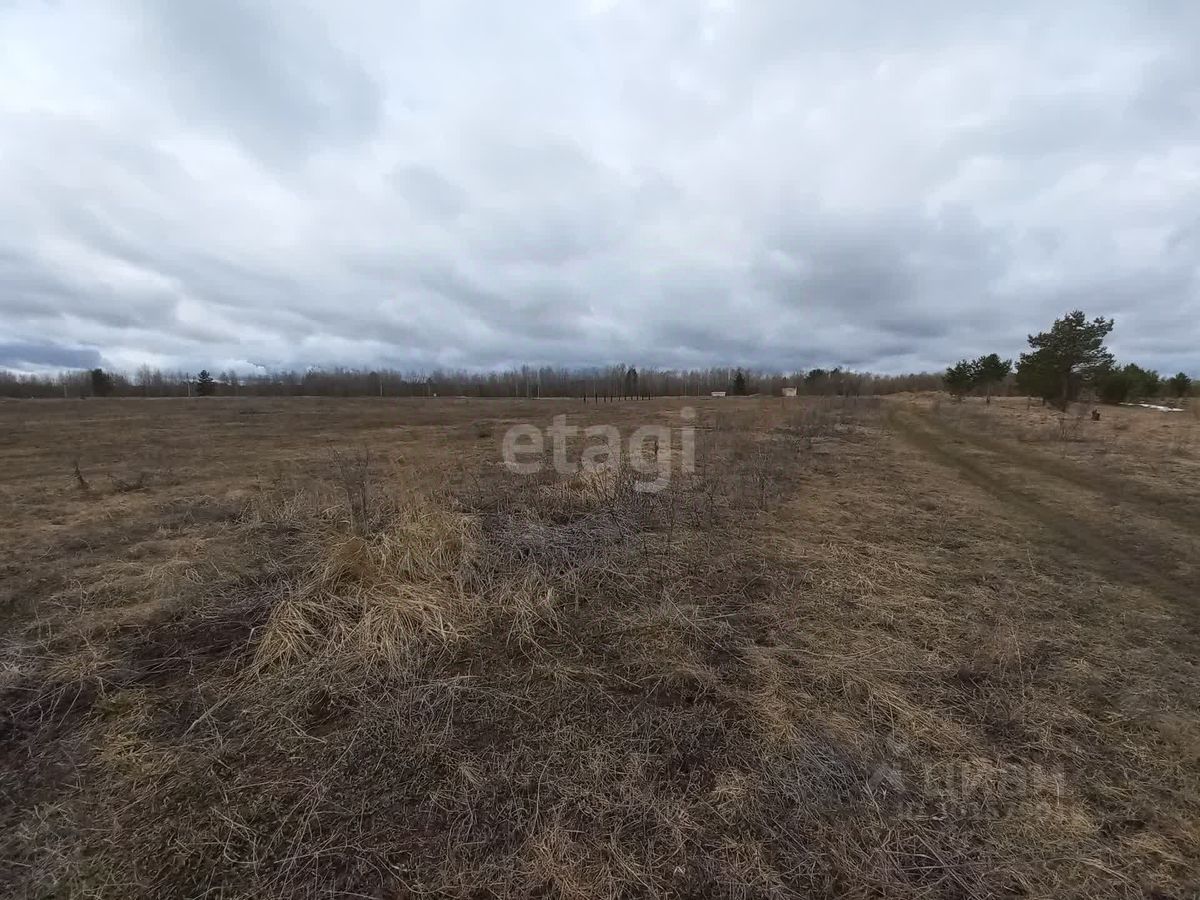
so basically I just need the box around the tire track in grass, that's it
[891,410,1199,618]
[922,410,1200,535]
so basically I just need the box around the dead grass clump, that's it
[467,418,495,440]
[329,446,372,533]
[252,489,479,676]
[109,470,150,493]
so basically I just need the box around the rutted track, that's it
[891,408,1200,619]
[919,409,1200,534]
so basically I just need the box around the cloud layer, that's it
[2,0,1198,375]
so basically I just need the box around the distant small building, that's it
[711,391,727,397]
[781,387,797,397]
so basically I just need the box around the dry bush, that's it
[69,457,91,493]
[107,446,178,494]
[691,397,872,520]
[1054,412,1088,447]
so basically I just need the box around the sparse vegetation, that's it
[2,394,1199,898]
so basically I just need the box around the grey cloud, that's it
[468,208,618,265]
[391,165,467,219]
[0,0,1197,376]
[411,263,589,342]
[0,341,103,370]
[137,0,381,162]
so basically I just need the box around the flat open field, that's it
[2,394,1199,898]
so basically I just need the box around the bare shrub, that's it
[71,457,90,492]
[1055,414,1084,445]
[103,447,177,493]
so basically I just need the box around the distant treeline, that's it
[0,364,945,400]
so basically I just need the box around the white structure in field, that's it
[711,391,727,397]
[781,387,797,397]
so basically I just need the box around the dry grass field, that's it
[1,394,1198,899]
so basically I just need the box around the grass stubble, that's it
[0,395,1197,898]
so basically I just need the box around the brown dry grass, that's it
[1,393,1198,898]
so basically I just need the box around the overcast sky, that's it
[2,1,1198,376]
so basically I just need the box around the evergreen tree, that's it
[1120,364,1161,400]
[943,360,976,400]
[1096,367,1134,405]
[196,370,216,396]
[732,369,748,395]
[1141,368,1161,398]
[971,353,1012,404]
[89,368,114,397]
[1016,310,1114,410]
[1168,372,1192,398]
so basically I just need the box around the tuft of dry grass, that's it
[250,488,480,676]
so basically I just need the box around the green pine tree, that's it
[971,353,1012,404]
[943,360,976,401]
[1168,372,1192,398]
[1016,310,1114,410]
